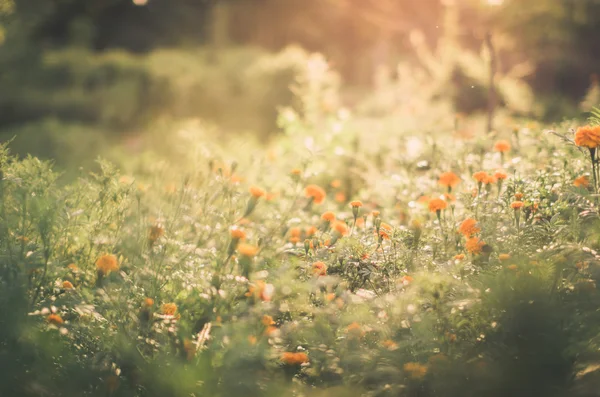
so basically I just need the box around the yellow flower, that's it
[95,254,119,275]
[403,362,428,379]
[458,218,480,238]
[575,125,600,149]
[237,243,259,257]
[305,185,326,204]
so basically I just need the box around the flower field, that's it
[2,59,600,397]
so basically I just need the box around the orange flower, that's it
[290,168,302,176]
[230,227,246,240]
[305,185,326,204]
[62,281,74,289]
[333,221,349,236]
[499,253,511,261]
[350,200,363,208]
[514,192,524,200]
[96,254,119,275]
[511,201,524,210]
[372,210,380,217]
[574,125,600,149]
[458,218,480,238]
[574,175,590,187]
[47,313,64,325]
[312,261,327,276]
[444,193,456,202]
[507,264,518,271]
[401,275,414,285]
[144,297,154,307]
[494,140,511,153]
[246,281,275,302]
[149,225,164,242]
[289,227,301,238]
[383,339,399,350]
[403,362,428,379]
[347,322,365,338]
[378,230,390,240]
[238,243,259,257]
[454,253,465,260]
[321,211,336,222]
[161,303,177,316]
[380,223,393,231]
[494,170,508,180]
[483,174,497,185]
[249,186,266,198]
[473,171,488,183]
[281,352,309,365]
[428,198,448,213]
[465,237,484,255]
[262,315,276,326]
[438,172,461,188]
[306,226,317,237]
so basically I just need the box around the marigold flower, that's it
[383,339,399,350]
[498,253,511,261]
[458,218,480,237]
[574,125,600,149]
[401,275,413,285]
[62,281,74,289]
[306,226,317,237]
[230,227,246,240]
[305,184,326,204]
[444,193,456,202]
[262,315,276,326]
[494,140,511,153]
[237,243,259,257]
[347,322,365,338]
[454,254,465,260]
[438,172,461,188]
[312,261,327,276]
[378,230,390,240]
[473,171,488,183]
[335,192,346,203]
[494,170,508,180]
[96,254,119,275]
[331,179,342,188]
[144,297,154,307]
[574,175,590,187]
[465,237,484,255]
[372,210,380,217]
[428,198,448,213]
[246,281,275,302]
[289,227,301,238]
[281,352,309,365]
[514,192,524,200]
[321,211,336,222]
[380,223,393,231]
[249,186,266,198]
[47,313,64,325]
[507,264,518,271]
[403,362,428,379]
[333,221,348,236]
[483,174,497,185]
[290,168,302,176]
[350,200,363,208]
[161,303,177,316]
[511,201,524,210]
[67,263,79,273]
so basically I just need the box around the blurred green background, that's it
[1,0,600,170]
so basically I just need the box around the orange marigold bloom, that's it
[574,125,600,149]
[574,175,590,187]
[281,352,309,365]
[350,200,363,208]
[401,275,414,285]
[454,254,465,260]
[321,211,336,222]
[161,303,177,316]
[305,184,326,204]
[438,172,461,188]
[230,227,246,240]
[312,261,327,276]
[428,198,448,213]
[403,362,428,380]
[494,140,511,153]
[444,193,456,202]
[372,210,380,217]
[335,192,346,203]
[96,254,119,275]
[62,281,74,289]
[465,237,484,255]
[333,221,349,236]
[289,227,302,238]
[238,243,259,257]
[507,264,518,271]
[246,281,275,302]
[331,179,342,189]
[473,171,488,183]
[379,230,390,240]
[144,297,154,307]
[514,192,524,200]
[380,222,393,231]
[383,339,399,350]
[47,314,64,325]
[494,170,508,180]
[262,315,276,326]
[290,168,302,176]
[499,253,511,261]
[483,174,497,185]
[511,201,524,210]
[249,186,266,198]
[459,218,480,238]
[306,226,317,237]
[347,322,365,338]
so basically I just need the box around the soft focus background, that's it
[0,0,599,171]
